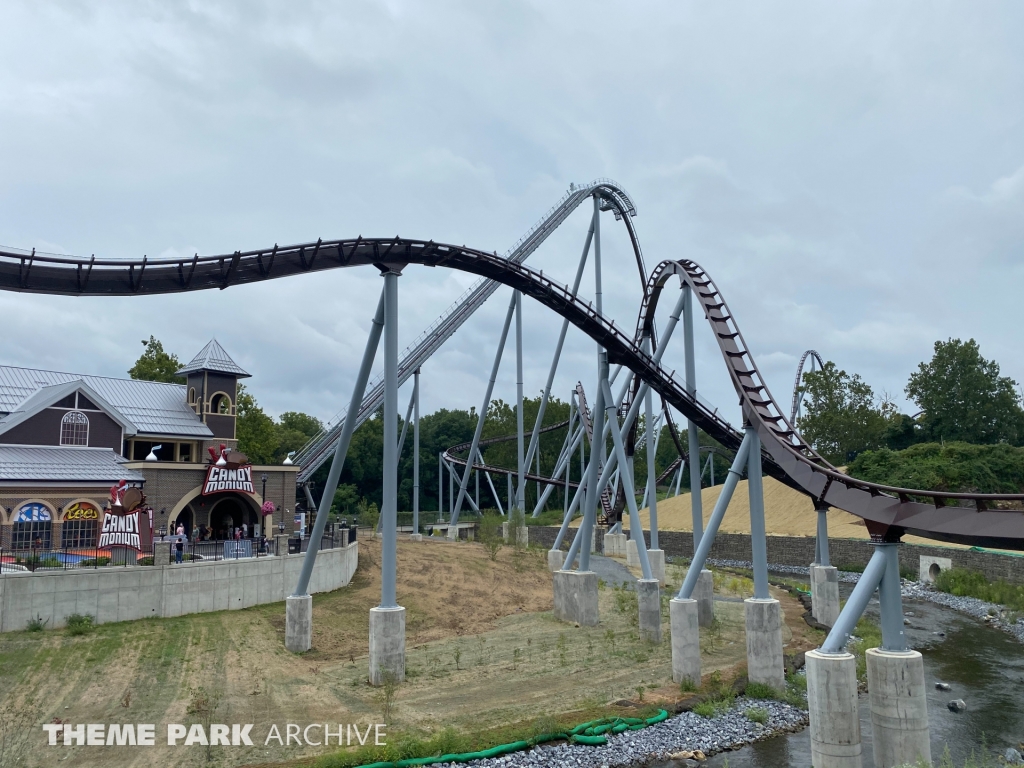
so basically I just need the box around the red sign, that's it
[203,464,255,496]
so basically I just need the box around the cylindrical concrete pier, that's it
[744,598,785,691]
[647,549,666,586]
[695,569,715,627]
[626,538,640,567]
[866,648,930,768]
[810,564,841,627]
[637,578,661,643]
[285,594,312,653]
[669,597,700,686]
[806,649,862,768]
[369,605,406,686]
[547,549,565,572]
[553,570,599,626]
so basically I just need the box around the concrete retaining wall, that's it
[529,525,1024,585]
[0,542,358,632]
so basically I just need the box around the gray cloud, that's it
[2,0,1023,431]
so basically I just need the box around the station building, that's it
[0,340,297,549]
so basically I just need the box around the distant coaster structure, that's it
[3,180,1020,767]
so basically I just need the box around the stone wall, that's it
[529,525,1024,585]
[0,541,358,632]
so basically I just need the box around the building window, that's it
[60,411,90,446]
[178,443,192,462]
[62,501,99,548]
[188,387,196,404]
[12,502,52,549]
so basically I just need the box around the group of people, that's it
[170,521,265,563]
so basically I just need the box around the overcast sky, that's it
[2,1,1022,437]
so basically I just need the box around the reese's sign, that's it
[203,464,255,495]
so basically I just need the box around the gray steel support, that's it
[396,384,415,458]
[525,210,594,509]
[815,504,831,566]
[515,289,525,510]
[412,369,420,536]
[293,288,385,599]
[568,355,607,572]
[479,449,503,515]
[593,193,602,317]
[449,292,517,535]
[602,377,652,580]
[380,268,400,609]
[644,335,659,551]
[746,426,770,600]
[683,285,704,549]
[438,452,443,517]
[820,546,888,654]
[676,431,754,599]
[877,543,907,652]
[674,462,683,496]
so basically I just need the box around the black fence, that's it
[164,537,277,564]
[0,545,157,572]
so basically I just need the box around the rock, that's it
[935,682,952,691]
[1005,747,1023,765]
[947,699,967,713]
[669,751,694,760]
[693,750,706,760]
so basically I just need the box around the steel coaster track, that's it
[4,237,1024,548]
[287,179,644,482]
[790,349,825,425]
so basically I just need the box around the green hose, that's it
[352,710,669,767]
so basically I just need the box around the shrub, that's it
[744,682,779,700]
[678,677,698,694]
[744,707,769,724]
[478,513,503,561]
[78,557,111,567]
[26,615,48,632]
[65,614,94,636]
[934,567,1024,612]
[693,697,732,718]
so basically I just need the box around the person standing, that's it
[241,522,248,539]
[175,536,184,564]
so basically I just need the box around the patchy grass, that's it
[934,567,1024,612]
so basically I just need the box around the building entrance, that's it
[210,495,258,540]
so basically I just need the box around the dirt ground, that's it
[0,537,815,768]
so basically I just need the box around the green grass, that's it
[848,617,883,680]
[64,614,94,636]
[744,707,769,724]
[744,681,779,700]
[934,567,1024,612]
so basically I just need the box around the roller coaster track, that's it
[790,349,825,425]
[4,233,1024,548]
[282,179,644,482]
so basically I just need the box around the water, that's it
[690,590,1024,768]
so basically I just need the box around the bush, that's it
[477,513,504,561]
[65,614,94,636]
[693,696,733,718]
[26,615,48,632]
[849,441,1024,495]
[744,707,769,724]
[78,557,111,567]
[934,567,1024,612]
[744,682,779,700]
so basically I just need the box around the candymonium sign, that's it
[203,465,255,495]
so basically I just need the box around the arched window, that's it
[60,411,89,446]
[210,393,232,415]
[188,387,196,405]
[12,502,52,549]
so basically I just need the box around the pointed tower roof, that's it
[175,339,251,378]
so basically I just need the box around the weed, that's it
[635,684,645,702]
[935,568,1024,612]
[376,667,400,725]
[744,682,779,700]
[557,633,568,667]
[0,703,40,767]
[693,697,732,718]
[65,613,94,636]
[478,512,504,561]
[186,686,219,763]
[25,615,48,632]
[453,646,462,671]
[512,648,521,670]
[678,677,698,694]
[744,707,769,724]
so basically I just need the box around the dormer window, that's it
[60,411,90,445]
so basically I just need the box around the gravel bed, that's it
[427,700,808,768]
[706,557,1024,643]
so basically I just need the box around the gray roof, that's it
[0,380,138,437]
[0,444,146,483]
[0,366,213,438]
[175,339,250,378]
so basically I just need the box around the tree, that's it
[128,336,183,383]
[235,383,277,463]
[273,411,323,463]
[906,338,1024,445]
[796,361,891,464]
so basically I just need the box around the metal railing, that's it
[0,545,156,572]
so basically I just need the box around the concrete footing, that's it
[368,606,406,686]
[744,598,785,691]
[647,549,666,586]
[695,569,715,627]
[409,533,423,542]
[806,650,862,768]
[866,648,931,768]
[604,532,627,557]
[637,579,661,643]
[810,564,840,627]
[669,598,701,686]
[547,549,565,572]
[626,538,640,567]
[285,594,312,653]
[553,570,599,626]
[501,522,528,546]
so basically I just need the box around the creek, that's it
[692,585,1024,767]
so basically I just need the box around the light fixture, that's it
[146,444,162,461]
